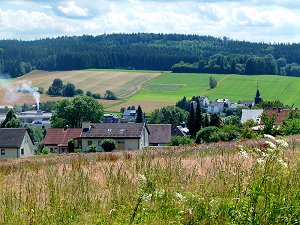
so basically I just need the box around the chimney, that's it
[180,122,186,128]
[64,125,69,131]
[278,107,282,113]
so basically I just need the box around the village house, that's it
[173,122,189,136]
[216,98,231,107]
[122,109,137,123]
[79,122,150,151]
[241,109,264,124]
[241,100,255,108]
[260,109,300,126]
[199,96,210,108]
[147,124,172,146]
[0,128,34,159]
[103,114,120,123]
[207,102,224,114]
[44,127,82,153]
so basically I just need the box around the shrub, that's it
[87,144,97,153]
[41,147,50,155]
[196,126,219,143]
[101,139,116,152]
[91,93,101,99]
[86,91,92,97]
[169,136,193,146]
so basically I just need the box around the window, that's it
[98,141,102,146]
[88,141,93,146]
[21,148,24,155]
[1,149,5,155]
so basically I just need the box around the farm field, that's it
[0,136,299,224]
[127,72,300,108]
[0,69,160,107]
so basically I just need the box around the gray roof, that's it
[147,124,172,144]
[81,123,148,139]
[0,128,27,148]
[241,109,263,124]
[208,102,224,106]
[242,100,254,105]
[123,110,137,116]
[199,96,208,100]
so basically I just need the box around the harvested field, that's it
[0,70,160,106]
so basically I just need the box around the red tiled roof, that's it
[260,109,300,125]
[44,128,82,147]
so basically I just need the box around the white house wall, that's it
[20,132,34,158]
[0,148,19,158]
[81,138,141,151]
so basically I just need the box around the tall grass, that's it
[0,137,300,224]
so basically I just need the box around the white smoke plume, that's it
[18,82,40,110]
[1,79,40,110]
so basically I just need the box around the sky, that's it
[0,0,299,43]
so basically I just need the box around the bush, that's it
[87,144,97,152]
[169,136,193,146]
[86,91,92,97]
[74,149,82,153]
[101,139,116,152]
[196,126,219,143]
[76,89,84,95]
[91,93,101,99]
[280,119,300,135]
[41,147,50,155]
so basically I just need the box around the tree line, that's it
[0,33,300,77]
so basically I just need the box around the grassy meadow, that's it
[129,72,300,107]
[1,136,300,224]
[1,69,300,112]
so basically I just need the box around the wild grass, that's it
[1,137,300,224]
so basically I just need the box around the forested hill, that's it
[0,33,300,77]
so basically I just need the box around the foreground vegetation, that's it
[1,136,300,224]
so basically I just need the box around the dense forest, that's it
[0,33,300,77]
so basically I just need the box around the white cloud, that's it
[0,0,299,42]
[57,1,89,18]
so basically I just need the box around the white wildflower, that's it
[256,148,262,153]
[276,139,289,148]
[176,192,186,201]
[109,209,116,215]
[137,174,147,184]
[238,145,244,151]
[277,159,288,168]
[261,152,269,157]
[154,189,165,198]
[257,158,266,165]
[264,134,276,140]
[265,140,276,149]
[239,150,249,159]
[142,193,152,202]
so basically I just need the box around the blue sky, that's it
[0,0,299,42]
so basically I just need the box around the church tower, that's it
[254,83,262,105]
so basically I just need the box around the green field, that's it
[128,72,300,107]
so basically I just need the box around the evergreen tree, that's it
[136,105,144,123]
[1,109,19,128]
[210,113,221,127]
[194,98,203,133]
[204,114,209,127]
[187,102,196,136]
